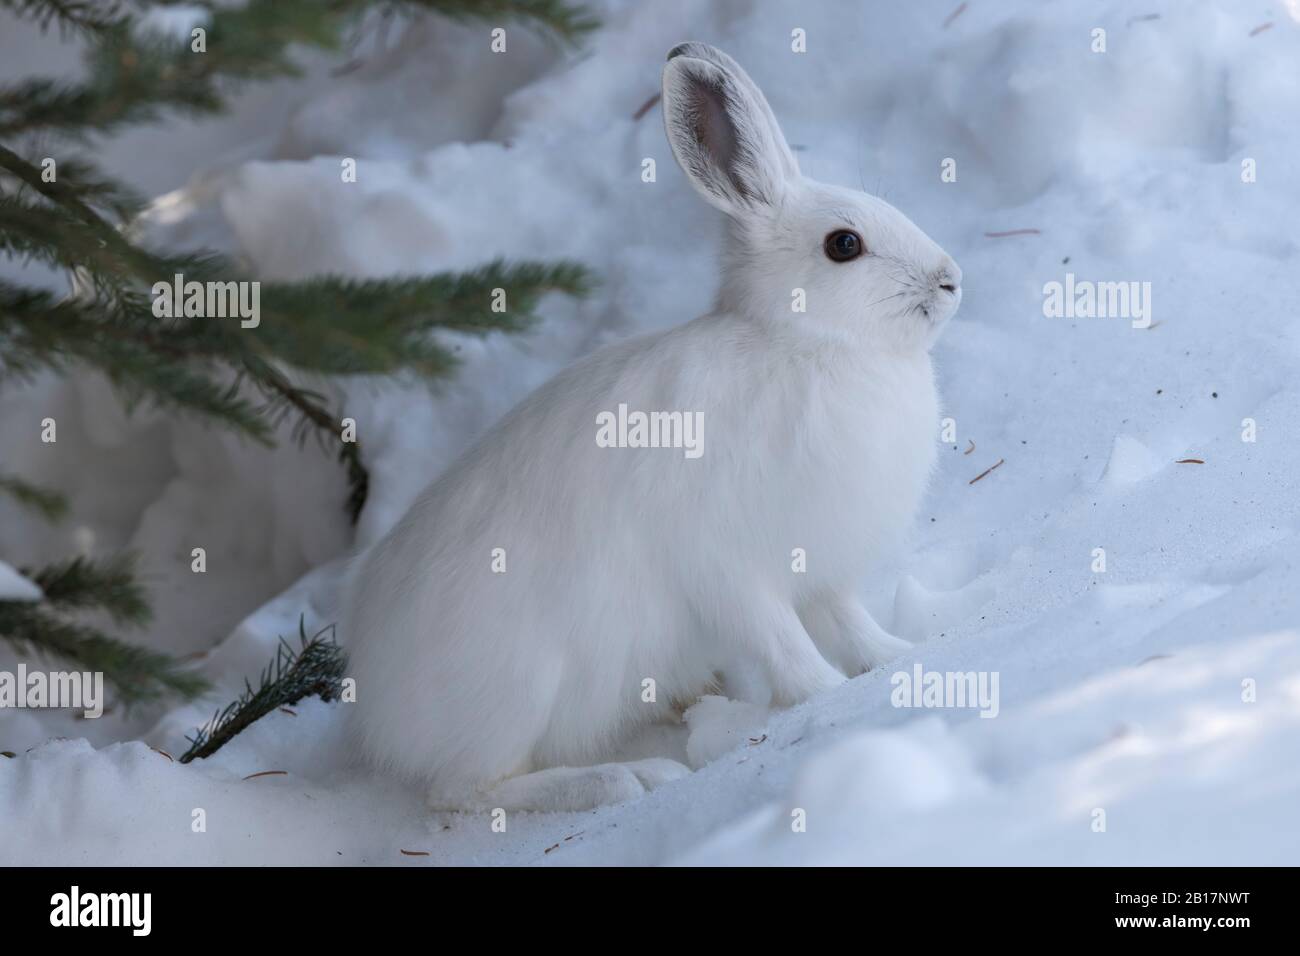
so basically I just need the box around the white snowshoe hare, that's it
[344,43,962,812]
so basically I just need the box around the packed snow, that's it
[2,0,1299,865]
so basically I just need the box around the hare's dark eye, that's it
[824,229,864,263]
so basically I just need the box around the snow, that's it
[2,0,1299,865]
[132,4,210,43]
[0,561,41,602]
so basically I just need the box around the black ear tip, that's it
[667,42,707,62]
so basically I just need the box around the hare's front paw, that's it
[724,598,846,707]
[778,662,847,706]
[803,596,912,677]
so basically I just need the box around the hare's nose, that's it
[935,259,962,294]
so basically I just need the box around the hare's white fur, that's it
[343,43,962,811]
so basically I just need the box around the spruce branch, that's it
[0,471,201,708]
[1,139,592,520]
[0,144,170,269]
[0,600,208,705]
[235,352,370,521]
[0,473,69,520]
[0,0,598,138]
[0,3,338,137]
[0,551,207,705]
[1,153,144,223]
[0,282,276,440]
[254,259,594,376]
[0,194,152,296]
[179,620,346,763]
[0,0,128,35]
[28,553,150,626]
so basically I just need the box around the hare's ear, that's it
[665,43,799,181]
[662,49,796,217]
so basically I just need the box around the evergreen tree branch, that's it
[27,553,150,626]
[254,259,593,375]
[0,549,207,705]
[235,352,370,521]
[179,619,345,762]
[0,0,128,35]
[0,600,209,705]
[0,194,150,295]
[0,143,592,467]
[0,473,68,521]
[0,153,144,222]
[0,0,598,138]
[0,143,166,277]
[0,4,335,137]
[0,282,276,440]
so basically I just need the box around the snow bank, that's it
[2,0,1299,865]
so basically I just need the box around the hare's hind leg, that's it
[431,758,689,813]
[621,757,691,790]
